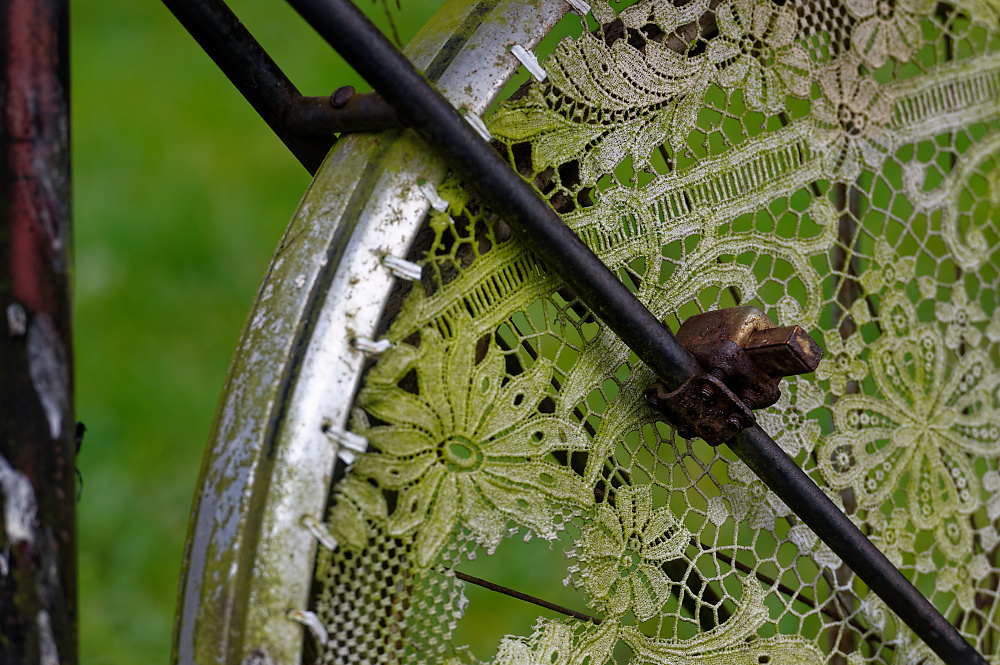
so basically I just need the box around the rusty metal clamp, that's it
[646,306,823,445]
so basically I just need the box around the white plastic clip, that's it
[354,337,392,355]
[464,112,493,142]
[565,0,590,15]
[382,254,423,281]
[420,182,449,212]
[301,515,339,551]
[287,609,329,645]
[325,427,369,465]
[511,45,547,82]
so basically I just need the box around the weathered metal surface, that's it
[172,1,569,663]
[647,372,753,445]
[0,0,76,663]
[302,2,987,661]
[647,306,823,445]
[744,324,823,377]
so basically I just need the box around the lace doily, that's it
[312,0,1000,661]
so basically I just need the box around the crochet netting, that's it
[311,0,1000,662]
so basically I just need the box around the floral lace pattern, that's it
[349,324,593,566]
[819,318,1000,529]
[311,0,1000,662]
[707,0,811,113]
[568,485,690,620]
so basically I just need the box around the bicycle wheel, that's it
[177,0,1000,662]
[172,1,574,663]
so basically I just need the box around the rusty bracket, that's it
[646,306,823,445]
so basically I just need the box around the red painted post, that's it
[0,0,77,662]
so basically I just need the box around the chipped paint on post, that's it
[0,454,38,548]
[27,313,69,440]
[37,610,60,665]
[1,0,77,662]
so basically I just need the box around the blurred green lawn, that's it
[72,0,439,661]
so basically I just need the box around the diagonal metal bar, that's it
[448,569,602,625]
[161,0,331,173]
[161,0,404,173]
[285,0,988,663]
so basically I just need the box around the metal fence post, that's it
[0,0,77,662]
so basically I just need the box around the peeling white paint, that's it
[27,313,68,439]
[6,303,26,336]
[0,453,37,548]
[38,610,59,665]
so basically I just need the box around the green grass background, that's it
[72,0,440,661]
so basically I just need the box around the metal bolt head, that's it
[727,416,743,430]
[330,85,355,109]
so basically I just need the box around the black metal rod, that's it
[288,0,702,390]
[161,0,333,173]
[286,0,988,663]
[449,569,601,625]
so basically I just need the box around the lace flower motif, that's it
[843,0,935,67]
[814,330,867,396]
[722,458,794,532]
[488,26,710,182]
[865,508,914,567]
[707,0,811,113]
[570,485,690,621]
[882,293,918,338]
[935,288,987,350]
[986,308,1000,345]
[813,56,893,181]
[962,0,1000,27]
[936,554,991,611]
[756,376,825,457]
[859,239,916,296]
[819,324,1000,529]
[493,618,617,665]
[936,514,974,560]
[353,327,592,567]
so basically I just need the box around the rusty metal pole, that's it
[0,0,77,663]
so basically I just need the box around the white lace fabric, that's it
[312,0,1000,662]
